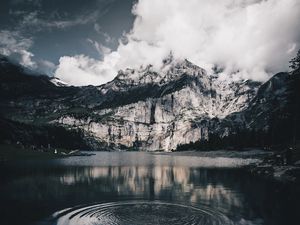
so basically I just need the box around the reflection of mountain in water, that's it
[59,166,245,212]
[1,153,299,225]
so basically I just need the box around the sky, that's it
[0,0,299,85]
[0,0,136,76]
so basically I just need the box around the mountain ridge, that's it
[0,55,298,151]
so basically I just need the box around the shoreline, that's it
[1,144,299,183]
[246,161,300,184]
[0,144,75,162]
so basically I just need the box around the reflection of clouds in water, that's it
[58,166,244,211]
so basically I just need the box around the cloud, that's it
[2,3,114,77]
[87,38,112,56]
[17,10,100,31]
[0,30,36,68]
[55,0,300,85]
[0,30,57,74]
[94,23,115,43]
[55,54,118,86]
[1,7,104,73]
[35,59,57,75]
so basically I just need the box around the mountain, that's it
[0,55,299,151]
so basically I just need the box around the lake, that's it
[0,151,299,225]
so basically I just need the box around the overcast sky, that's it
[0,0,299,85]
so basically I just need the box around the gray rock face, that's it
[3,55,292,151]
[55,59,261,151]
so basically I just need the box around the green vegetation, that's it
[178,51,300,153]
[0,144,70,161]
[0,117,90,150]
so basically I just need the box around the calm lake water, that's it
[0,152,299,225]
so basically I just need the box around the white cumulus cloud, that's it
[0,30,57,75]
[55,54,119,86]
[55,0,300,85]
[0,30,36,68]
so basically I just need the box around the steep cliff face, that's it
[55,59,260,151]
[2,55,294,151]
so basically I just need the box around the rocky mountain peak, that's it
[163,58,207,81]
[2,56,292,152]
[108,58,208,90]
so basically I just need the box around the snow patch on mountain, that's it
[50,77,69,87]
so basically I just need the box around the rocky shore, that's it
[246,150,300,183]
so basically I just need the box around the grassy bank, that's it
[0,144,72,162]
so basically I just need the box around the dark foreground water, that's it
[0,152,299,225]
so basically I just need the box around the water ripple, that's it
[46,201,235,225]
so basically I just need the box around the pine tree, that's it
[289,49,300,74]
[289,49,300,148]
